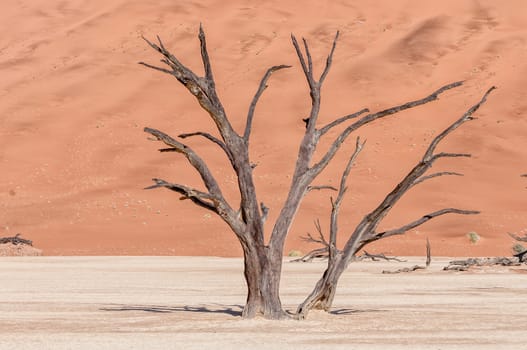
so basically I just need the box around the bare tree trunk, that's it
[296,254,346,318]
[241,244,287,319]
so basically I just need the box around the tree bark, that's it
[296,254,346,319]
[242,244,287,319]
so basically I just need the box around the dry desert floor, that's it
[1,256,526,349]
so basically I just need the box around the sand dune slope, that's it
[1,1,526,255]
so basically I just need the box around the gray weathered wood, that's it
[141,26,493,319]
[296,87,494,319]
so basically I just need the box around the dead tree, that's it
[141,25,492,319]
[295,88,494,319]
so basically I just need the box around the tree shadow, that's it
[100,304,243,317]
[330,308,387,315]
[101,304,385,318]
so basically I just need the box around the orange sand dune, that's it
[1,0,526,256]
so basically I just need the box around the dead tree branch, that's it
[145,179,217,212]
[444,257,520,271]
[319,31,339,84]
[143,126,243,236]
[353,87,495,251]
[371,209,479,242]
[306,185,338,192]
[291,248,330,263]
[268,31,341,251]
[382,265,426,274]
[293,249,408,263]
[319,108,369,136]
[0,234,32,246]
[269,29,470,259]
[290,220,331,263]
[295,137,365,263]
[358,251,406,262]
[412,172,464,187]
[292,222,331,263]
[296,86,493,319]
[426,238,431,267]
[381,239,431,274]
[144,128,224,197]
[303,219,330,247]
[310,81,464,178]
[328,137,365,259]
[178,130,231,155]
[244,65,292,142]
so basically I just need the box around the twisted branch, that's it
[145,178,217,212]
[244,65,292,142]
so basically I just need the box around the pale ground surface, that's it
[0,243,41,256]
[1,0,527,257]
[1,256,526,349]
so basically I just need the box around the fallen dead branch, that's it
[290,245,406,263]
[443,257,521,271]
[0,234,33,246]
[290,247,329,263]
[381,239,431,274]
[292,219,408,263]
[382,265,426,274]
[357,251,406,262]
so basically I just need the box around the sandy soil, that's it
[0,256,526,349]
[1,1,527,256]
[0,243,42,256]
